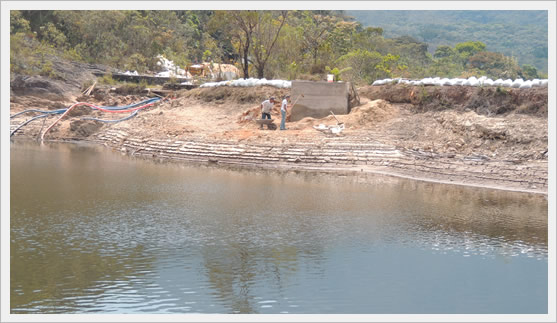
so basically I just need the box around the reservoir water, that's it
[10,141,548,314]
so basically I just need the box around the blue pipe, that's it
[10,97,162,137]
[10,109,66,118]
[10,98,161,119]
[10,114,50,137]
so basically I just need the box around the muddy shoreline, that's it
[10,83,548,195]
[16,131,545,196]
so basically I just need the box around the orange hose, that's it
[40,101,159,141]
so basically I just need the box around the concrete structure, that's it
[290,81,351,122]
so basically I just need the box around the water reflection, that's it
[10,140,548,314]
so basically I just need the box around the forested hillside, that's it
[10,10,547,87]
[346,10,548,73]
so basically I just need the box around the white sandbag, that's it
[541,79,548,87]
[519,80,532,89]
[441,78,452,86]
[501,79,513,87]
[511,78,524,88]
[471,80,481,87]
[493,79,503,86]
[483,79,494,86]
[421,77,434,85]
[530,79,541,87]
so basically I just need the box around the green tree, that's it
[10,11,31,34]
[433,45,455,58]
[455,41,486,59]
[335,49,402,85]
[297,11,336,68]
[211,11,258,78]
[467,51,521,79]
[252,11,288,78]
[521,64,538,79]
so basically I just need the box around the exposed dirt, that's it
[9,82,549,194]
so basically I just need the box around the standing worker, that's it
[280,95,290,130]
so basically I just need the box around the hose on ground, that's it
[10,114,50,137]
[40,98,161,140]
[10,109,67,118]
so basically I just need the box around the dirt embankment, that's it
[10,76,549,194]
[360,84,548,117]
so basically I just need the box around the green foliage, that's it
[455,41,486,59]
[521,64,539,80]
[325,66,352,81]
[334,49,403,85]
[288,61,300,80]
[139,79,149,88]
[10,32,59,76]
[39,61,57,78]
[9,9,545,82]
[10,11,31,34]
[39,22,67,48]
[347,10,548,73]
[202,50,212,62]
[98,74,116,85]
[433,45,455,58]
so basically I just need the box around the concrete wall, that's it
[290,81,349,121]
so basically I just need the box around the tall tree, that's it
[298,12,336,67]
[211,11,258,78]
[252,11,288,78]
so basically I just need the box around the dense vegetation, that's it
[347,10,548,74]
[10,10,547,86]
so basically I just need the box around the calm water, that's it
[10,141,548,314]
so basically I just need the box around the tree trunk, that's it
[256,66,264,79]
[243,38,250,78]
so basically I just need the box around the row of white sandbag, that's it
[199,78,292,88]
[373,76,548,88]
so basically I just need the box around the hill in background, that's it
[346,10,548,73]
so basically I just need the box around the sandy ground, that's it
[9,84,549,194]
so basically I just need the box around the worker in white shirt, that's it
[280,95,290,130]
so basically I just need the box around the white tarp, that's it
[155,55,188,78]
